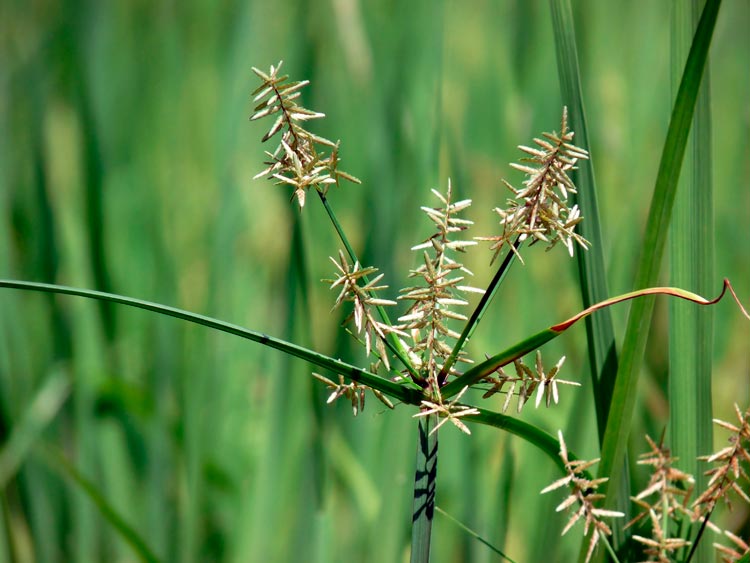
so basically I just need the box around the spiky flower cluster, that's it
[250,66,590,423]
[313,372,394,416]
[478,107,590,263]
[250,61,359,207]
[541,431,623,563]
[481,351,579,413]
[398,183,484,388]
[414,385,480,435]
[695,404,750,513]
[326,250,404,370]
[626,435,695,562]
[622,414,750,563]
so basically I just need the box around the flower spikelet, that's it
[477,107,590,263]
[714,530,750,562]
[398,181,484,386]
[481,351,579,413]
[325,250,403,370]
[627,435,695,562]
[250,61,360,208]
[313,372,395,416]
[694,404,750,514]
[541,430,623,563]
[413,385,480,435]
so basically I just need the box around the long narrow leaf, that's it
[669,1,714,557]
[597,0,722,507]
[465,407,567,474]
[443,281,732,399]
[434,505,517,562]
[0,280,422,406]
[549,0,618,439]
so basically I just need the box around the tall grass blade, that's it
[669,1,714,559]
[548,0,618,439]
[548,1,631,553]
[29,101,73,362]
[597,0,722,510]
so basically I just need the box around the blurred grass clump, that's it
[0,1,748,562]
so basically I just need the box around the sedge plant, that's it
[1,2,748,560]
[1,55,747,561]
[243,59,750,562]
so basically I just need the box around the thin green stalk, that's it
[437,237,521,386]
[684,506,714,563]
[317,191,420,381]
[434,506,516,562]
[0,280,422,406]
[600,536,622,563]
[466,407,567,473]
[597,0,721,511]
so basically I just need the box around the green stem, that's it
[317,190,420,381]
[465,407,600,508]
[0,491,18,563]
[684,508,714,563]
[438,237,522,386]
[465,407,567,473]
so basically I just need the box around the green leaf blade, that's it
[597,0,722,507]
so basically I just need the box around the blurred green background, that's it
[0,1,748,561]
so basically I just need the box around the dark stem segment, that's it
[317,190,421,382]
[437,237,523,386]
[683,508,714,563]
[410,415,439,563]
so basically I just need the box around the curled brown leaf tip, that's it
[550,278,749,334]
